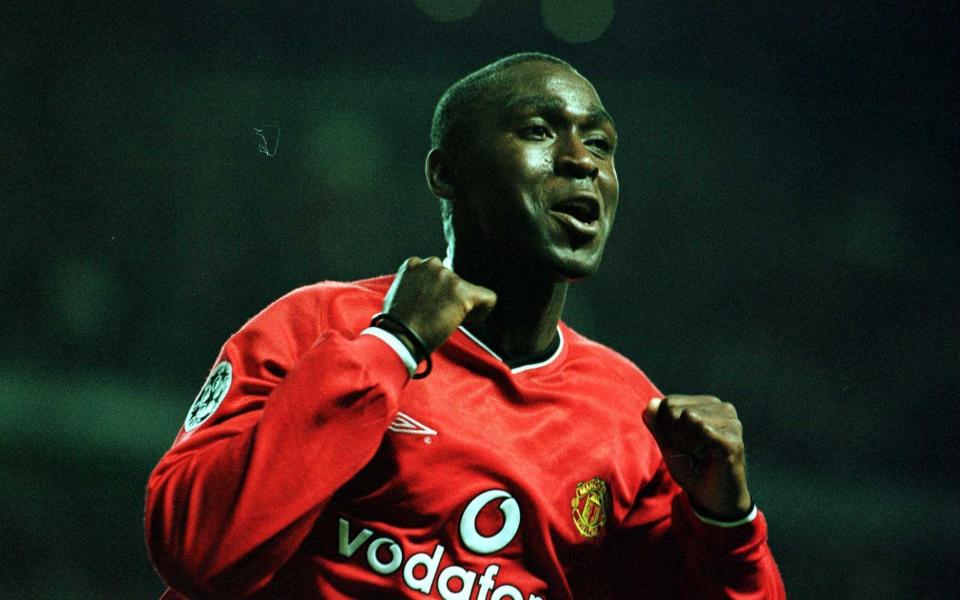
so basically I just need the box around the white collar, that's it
[457,326,565,374]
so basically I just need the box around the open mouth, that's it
[550,195,601,225]
[549,195,602,240]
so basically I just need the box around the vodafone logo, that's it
[338,489,542,600]
[459,490,520,555]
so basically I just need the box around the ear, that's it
[425,148,458,200]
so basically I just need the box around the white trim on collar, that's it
[457,326,565,374]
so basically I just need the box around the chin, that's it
[559,266,599,283]
[552,252,604,282]
[511,237,606,282]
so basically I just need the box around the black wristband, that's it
[370,312,432,379]
[689,497,756,524]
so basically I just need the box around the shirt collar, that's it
[457,325,564,373]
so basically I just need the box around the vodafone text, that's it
[338,490,544,600]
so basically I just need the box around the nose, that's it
[555,135,599,180]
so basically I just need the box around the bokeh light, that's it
[308,110,386,197]
[542,0,615,43]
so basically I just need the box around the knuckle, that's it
[437,271,458,292]
[661,396,680,413]
[457,285,477,308]
[695,419,713,438]
[448,274,467,294]
[454,275,472,290]
[678,407,699,426]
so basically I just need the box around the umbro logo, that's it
[388,412,437,436]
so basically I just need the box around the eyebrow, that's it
[503,95,616,131]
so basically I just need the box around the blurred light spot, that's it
[47,260,119,337]
[415,0,481,22]
[542,0,614,43]
[309,110,387,197]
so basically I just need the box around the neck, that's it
[452,254,568,361]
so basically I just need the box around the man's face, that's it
[453,61,619,281]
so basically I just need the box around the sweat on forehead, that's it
[430,52,582,151]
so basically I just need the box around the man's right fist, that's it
[381,257,497,354]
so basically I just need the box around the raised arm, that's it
[145,294,410,598]
[145,258,495,599]
[643,395,786,598]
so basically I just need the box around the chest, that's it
[333,365,654,558]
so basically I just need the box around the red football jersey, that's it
[145,276,785,599]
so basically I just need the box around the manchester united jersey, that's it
[145,276,785,599]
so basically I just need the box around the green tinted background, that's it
[2,2,957,598]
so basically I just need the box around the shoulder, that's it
[313,275,394,330]
[272,274,391,308]
[229,275,394,350]
[560,323,661,399]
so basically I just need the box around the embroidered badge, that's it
[571,477,609,538]
[184,361,232,432]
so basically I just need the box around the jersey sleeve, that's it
[144,288,411,598]
[668,490,787,599]
[618,436,786,599]
[601,358,786,599]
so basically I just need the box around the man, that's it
[146,52,785,599]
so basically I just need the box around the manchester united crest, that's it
[571,477,609,539]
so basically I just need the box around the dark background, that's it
[2,1,957,598]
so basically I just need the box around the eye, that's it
[585,137,614,156]
[520,124,552,140]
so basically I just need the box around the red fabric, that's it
[145,276,785,599]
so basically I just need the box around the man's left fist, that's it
[643,395,753,520]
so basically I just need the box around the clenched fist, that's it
[643,395,753,520]
[381,257,498,354]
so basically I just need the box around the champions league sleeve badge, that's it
[183,361,233,432]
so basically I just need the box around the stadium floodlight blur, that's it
[414,0,615,44]
[542,0,615,43]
